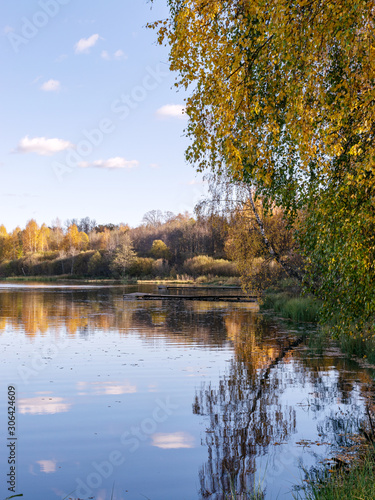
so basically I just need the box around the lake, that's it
[0,284,373,500]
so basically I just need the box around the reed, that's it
[298,450,375,500]
[261,292,320,323]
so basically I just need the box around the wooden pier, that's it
[124,292,257,303]
[157,285,243,291]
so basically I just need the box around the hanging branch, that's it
[247,188,302,282]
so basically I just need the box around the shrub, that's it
[183,255,238,277]
[152,258,170,277]
[128,257,155,277]
[88,251,102,276]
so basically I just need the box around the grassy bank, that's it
[298,440,375,500]
[0,275,241,286]
[260,290,321,323]
[260,283,375,362]
[0,275,124,284]
[138,276,241,286]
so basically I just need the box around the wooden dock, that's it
[124,292,257,303]
[157,285,242,290]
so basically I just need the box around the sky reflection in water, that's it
[0,285,373,500]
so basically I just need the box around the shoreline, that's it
[0,275,241,287]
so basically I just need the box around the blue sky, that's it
[0,0,206,231]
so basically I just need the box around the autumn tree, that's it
[49,218,64,251]
[79,231,89,251]
[142,210,165,228]
[93,224,132,252]
[197,173,301,290]
[227,203,301,290]
[0,225,10,260]
[63,224,89,252]
[150,239,172,261]
[63,224,89,274]
[22,220,40,254]
[131,211,227,262]
[38,223,50,253]
[77,217,96,234]
[152,0,375,205]
[151,0,375,335]
[9,227,22,260]
[110,234,136,277]
[91,228,111,251]
[63,224,80,252]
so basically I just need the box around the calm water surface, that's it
[0,284,373,500]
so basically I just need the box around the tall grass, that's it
[335,329,375,364]
[295,410,375,500]
[261,292,321,323]
[296,449,375,500]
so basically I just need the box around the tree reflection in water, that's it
[0,287,373,498]
[193,313,302,498]
[193,311,373,499]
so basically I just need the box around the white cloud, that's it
[149,163,160,169]
[15,136,73,156]
[101,49,127,61]
[41,79,61,92]
[156,104,187,119]
[114,49,127,60]
[78,157,139,169]
[74,34,100,54]
[4,26,14,34]
[55,54,68,63]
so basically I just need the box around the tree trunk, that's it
[248,190,302,282]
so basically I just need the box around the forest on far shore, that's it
[0,210,239,280]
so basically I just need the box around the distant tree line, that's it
[0,211,238,279]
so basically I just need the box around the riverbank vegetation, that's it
[261,291,320,323]
[303,453,375,500]
[297,412,375,500]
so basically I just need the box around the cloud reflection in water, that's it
[19,396,72,415]
[151,432,195,449]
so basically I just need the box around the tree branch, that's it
[248,189,302,282]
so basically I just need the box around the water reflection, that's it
[194,314,374,499]
[194,317,301,498]
[36,460,58,474]
[0,288,253,347]
[18,395,72,415]
[151,432,195,449]
[0,287,374,500]
[76,380,137,395]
